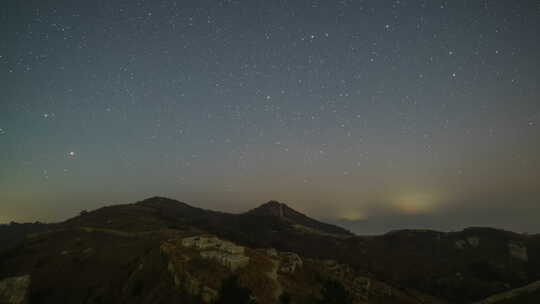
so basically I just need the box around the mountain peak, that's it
[248,200,290,218]
[136,196,210,218]
[246,201,353,236]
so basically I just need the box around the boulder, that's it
[508,243,528,261]
[0,275,30,304]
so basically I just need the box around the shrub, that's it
[215,275,256,304]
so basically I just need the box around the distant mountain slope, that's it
[0,222,51,253]
[137,196,213,219]
[246,201,353,237]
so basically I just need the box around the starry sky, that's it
[2,0,539,233]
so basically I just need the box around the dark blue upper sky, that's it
[1,0,539,233]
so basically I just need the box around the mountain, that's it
[246,201,353,237]
[1,197,539,304]
[0,222,51,253]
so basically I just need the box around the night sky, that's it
[2,0,540,233]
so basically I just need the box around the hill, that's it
[246,200,352,237]
[1,197,539,304]
[0,222,51,253]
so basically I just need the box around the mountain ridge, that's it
[131,197,353,237]
[2,196,540,303]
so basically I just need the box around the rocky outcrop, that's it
[0,275,30,304]
[181,235,250,271]
[278,252,303,274]
[455,239,467,249]
[200,250,250,271]
[183,273,218,303]
[455,236,480,249]
[265,248,278,257]
[181,235,245,254]
[467,236,480,247]
[508,242,528,261]
[162,249,219,303]
[322,261,391,303]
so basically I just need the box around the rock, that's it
[455,239,467,249]
[455,237,480,249]
[182,275,218,303]
[324,259,339,269]
[0,275,31,304]
[279,252,303,274]
[508,243,528,261]
[181,235,244,254]
[182,235,249,271]
[467,237,480,248]
[201,286,218,303]
[200,250,250,271]
[265,248,278,257]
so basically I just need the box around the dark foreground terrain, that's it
[1,197,539,303]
